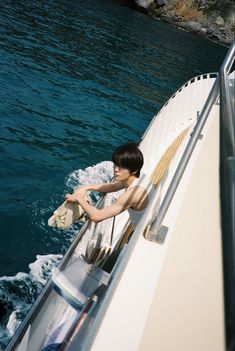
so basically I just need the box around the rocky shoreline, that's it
[112,0,235,46]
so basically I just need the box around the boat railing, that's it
[219,39,235,351]
[144,40,235,244]
[141,72,218,141]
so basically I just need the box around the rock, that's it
[206,27,213,35]
[135,0,154,8]
[226,17,235,27]
[222,35,234,45]
[176,21,188,28]
[111,0,233,46]
[176,20,201,33]
[200,27,207,34]
[187,21,202,32]
[211,32,221,40]
[224,8,235,26]
[155,0,169,6]
[163,16,182,24]
[196,0,207,10]
[214,16,224,26]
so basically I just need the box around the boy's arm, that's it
[66,181,125,202]
[84,181,125,193]
[75,189,134,223]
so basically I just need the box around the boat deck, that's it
[139,104,225,351]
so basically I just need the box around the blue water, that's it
[0,0,227,347]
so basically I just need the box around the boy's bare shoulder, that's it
[126,184,147,195]
[122,185,147,206]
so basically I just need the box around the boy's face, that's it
[113,163,131,181]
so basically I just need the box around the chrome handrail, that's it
[145,40,235,242]
[219,38,235,351]
[220,40,235,155]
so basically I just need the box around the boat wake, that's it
[0,254,62,349]
[65,160,113,203]
[0,161,114,349]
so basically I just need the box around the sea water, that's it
[0,0,227,347]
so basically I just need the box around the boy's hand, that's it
[75,186,88,198]
[65,187,88,203]
[65,193,78,202]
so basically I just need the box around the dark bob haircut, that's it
[112,142,144,178]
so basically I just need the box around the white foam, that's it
[0,254,62,347]
[6,308,29,337]
[29,254,62,285]
[66,160,113,191]
[0,271,28,282]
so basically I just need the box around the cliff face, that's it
[112,0,235,45]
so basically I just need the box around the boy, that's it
[66,143,151,227]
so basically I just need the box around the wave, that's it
[0,160,114,349]
[0,254,62,349]
[65,160,113,203]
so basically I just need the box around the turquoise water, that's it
[0,0,227,346]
